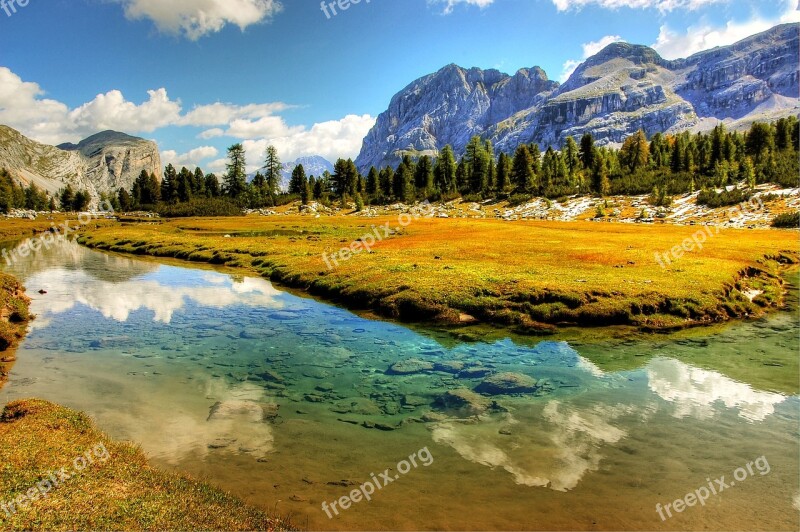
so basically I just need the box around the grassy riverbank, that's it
[0,399,292,531]
[78,215,799,333]
[0,219,293,531]
[0,272,29,377]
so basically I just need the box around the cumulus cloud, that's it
[560,35,625,82]
[180,102,293,127]
[652,1,800,59]
[161,146,219,169]
[116,0,283,40]
[0,67,182,145]
[552,0,726,12]
[239,114,376,170]
[0,65,375,169]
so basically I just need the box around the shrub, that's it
[155,198,243,217]
[697,187,752,208]
[771,211,800,228]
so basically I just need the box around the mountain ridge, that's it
[0,126,162,206]
[356,23,799,171]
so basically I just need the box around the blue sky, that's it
[0,0,796,173]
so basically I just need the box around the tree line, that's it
[111,116,800,215]
[3,117,796,216]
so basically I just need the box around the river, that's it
[1,239,797,530]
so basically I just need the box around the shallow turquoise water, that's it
[1,240,798,530]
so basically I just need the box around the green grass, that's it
[0,399,293,531]
[78,215,800,334]
[0,272,29,353]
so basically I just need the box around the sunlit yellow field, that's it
[76,215,800,333]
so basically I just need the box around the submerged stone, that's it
[434,388,492,416]
[387,358,435,375]
[433,361,465,373]
[475,372,538,395]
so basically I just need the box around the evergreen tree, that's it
[496,152,511,194]
[511,145,534,192]
[433,145,457,194]
[161,164,177,203]
[366,167,379,197]
[263,145,282,198]
[414,155,434,193]
[224,144,248,199]
[205,173,221,197]
[289,164,307,194]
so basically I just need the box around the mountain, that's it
[246,156,333,192]
[0,126,162,206]
[356,23,799,171]
[281,156,334,188]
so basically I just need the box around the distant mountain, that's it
[0,126,162,206]
[282,156,334,181]
[247,156,334,191]
[356,23,799,171]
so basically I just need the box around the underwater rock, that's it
[422,411,450,423]
[475,372,538,395]
[387,358,435,375]
[331,398,382,416]
[434,388,492,416]
[255,370,285,383]
[433,361,465,374]
[402,395,430,407]
[207,400,279,422]
[458,367,494,379]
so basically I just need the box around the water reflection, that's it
[0,238,796,529]
[3,239,283,327]
[647,357,786,422]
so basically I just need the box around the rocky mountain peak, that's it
[357,23,799,171]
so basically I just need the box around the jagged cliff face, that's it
[58,131,163,192]
[0,127,162,207]
[357,65,558,170]
[356,23,799,171]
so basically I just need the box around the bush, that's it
[771,211,800,228]
[507,193,533,207]
[697,187,752,208]
[155,198,243,217]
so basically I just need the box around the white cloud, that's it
[117,0,283,40]
[225,116,304,139]
[0,66,374,167]
[560,35,625,82]
[0,67,182,145]
[552,0,726,12]
[652,2,800,59]
[430,0,496,15]
[198,128,225,140]
[180,102,293,127]
[240,114,376,171]
[161,146,219,169]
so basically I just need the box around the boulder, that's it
[475,372,538,395]
[434,388,492,416]
[387,358,434,375]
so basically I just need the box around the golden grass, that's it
[0,399,293,531]
[78,215,799,332]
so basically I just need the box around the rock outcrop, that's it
[0,126,162,207]
[356,23,799,171]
